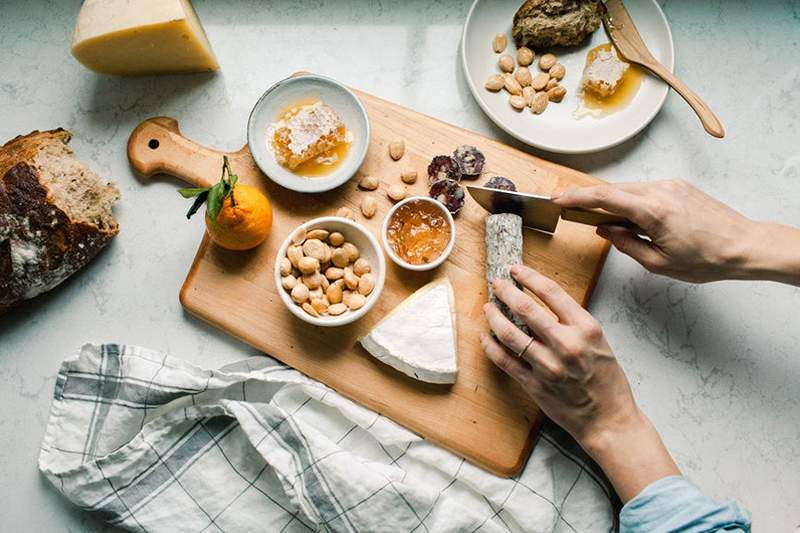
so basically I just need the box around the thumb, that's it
[598,225,666,272]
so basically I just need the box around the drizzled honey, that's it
[270,99,351,177]
[576,43,644,117]
[387,200,452,265]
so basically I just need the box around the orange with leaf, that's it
[179,156,272,250]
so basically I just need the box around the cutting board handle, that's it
[127,116,248,188]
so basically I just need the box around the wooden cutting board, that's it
[127,88,609,476]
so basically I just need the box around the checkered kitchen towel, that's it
[39,344,619,532]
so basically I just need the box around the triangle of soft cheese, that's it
[359,278,458,384]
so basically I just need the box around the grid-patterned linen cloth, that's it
[39,344,619,532]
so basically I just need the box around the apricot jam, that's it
[387,200,451,265]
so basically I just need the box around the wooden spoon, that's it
[602,0,725,138]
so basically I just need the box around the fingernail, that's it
[596,226,609,238]
[510,265,521,275]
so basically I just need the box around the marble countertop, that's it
[1,1,798,531]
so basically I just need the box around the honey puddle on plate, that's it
[575,43,644,118]
[271,98,351,177]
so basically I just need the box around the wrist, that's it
[578,408,680,502]
[735,222,800,284]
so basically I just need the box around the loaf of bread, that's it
[513,0,602,49]
[0,129,119,313]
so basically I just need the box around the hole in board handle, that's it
[148,139,160,150]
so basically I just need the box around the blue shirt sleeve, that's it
[620,475,751,533]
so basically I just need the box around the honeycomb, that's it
[272,102,346,170]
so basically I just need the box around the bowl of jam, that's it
[381,197,455,271]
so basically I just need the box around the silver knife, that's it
[466,185,640,234]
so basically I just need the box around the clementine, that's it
[205,184,272,250]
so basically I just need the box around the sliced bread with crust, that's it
[0,129,119,313]
[513,0,602,49]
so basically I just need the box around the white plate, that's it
[247,74,370,193]
[461,0,674,154]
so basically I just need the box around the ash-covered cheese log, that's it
[485,213,529,334]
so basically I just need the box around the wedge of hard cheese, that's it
[359,278,458,384]
[71,0,219,76]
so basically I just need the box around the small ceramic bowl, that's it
[274,216,385,327]
[381,196,456,272]
[247,74,370,193]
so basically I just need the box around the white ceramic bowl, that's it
[247,74,370,193]
[274,216,385,327]
[380,197,456,272]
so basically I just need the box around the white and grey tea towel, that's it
[39,344,619,532]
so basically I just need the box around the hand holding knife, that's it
[467,185,643,235]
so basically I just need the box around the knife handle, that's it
[561,207,645,235]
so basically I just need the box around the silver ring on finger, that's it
[516,336,536,359]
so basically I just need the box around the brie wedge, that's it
[359,278,458,384]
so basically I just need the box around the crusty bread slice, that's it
[513,0,602,49]
[0,129,119,312]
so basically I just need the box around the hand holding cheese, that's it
[481,265,679,502]
[71,0,218,76]
[553,180,800,286]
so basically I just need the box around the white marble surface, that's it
[1,1,798,531]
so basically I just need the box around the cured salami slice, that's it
[484,176,517,192]
[429,179,465,215]
[485,213,529,335]
[452,145,485,176]
[427,155,462,185]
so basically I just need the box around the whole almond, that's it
[547,85,567,103]
[361,196,377,218]
[389,139,405,161]
[516,47,534,67]
[346,293,367,311]
[509,94,526,110]
[514,67,532,87]
[531,72,549,91]
[485,74,504,91]
[539,53,557,71]
[306,229,329,241]
[342,242,360,262]
[297,256,320,274]
[291,227,306,245]
[357,273,375,296]
[310,298,328,315]
[287,244,303,268]
[328,232,345,246]
[291,283,309,304]
[503,74,522,95]
[281,274,297,291]
[358,175,379,190]
[498,54,514,73]
[492,33,507,53]
[531,92,549,114]
[400,168,417,184]
[331,247,350,268]
[325,267,344,280]
[387,184,407,202]
[327,302,347,316]
[344,267,359,291]
[546,77,560,90]
[549,63,566,80]
[302,302,320,318]
[302,271,322,290]
[522,86,535,106]
[353,257,371,276]
[326,281,344,304]
[279,257,292,277]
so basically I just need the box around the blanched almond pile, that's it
[280,226,375,318]
[486,33,568,115]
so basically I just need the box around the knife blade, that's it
[466,185,640,234]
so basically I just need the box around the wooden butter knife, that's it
[602,0,725,138]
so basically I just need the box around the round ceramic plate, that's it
[461,0,674,154]
[247,74,370,193]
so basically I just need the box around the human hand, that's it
[481,265,679,501]
[552,180,759,283]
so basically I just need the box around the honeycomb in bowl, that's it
[271,102,346,171]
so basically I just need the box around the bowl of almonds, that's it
[274,216,386,327]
